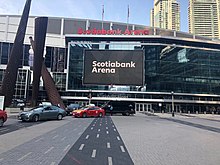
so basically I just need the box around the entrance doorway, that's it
[135,103,152,112]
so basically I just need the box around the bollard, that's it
[188,111,190,114]
[196,111,198,114]
[204,111,206,114]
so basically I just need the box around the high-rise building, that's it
[151,0,180,31]
[188,0,220,39]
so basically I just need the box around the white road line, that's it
[108,157,113,165]
[120,146,125,152]
[50,162,56,165]
[63,144,70,152]
[79,144,85,150]
[107,142,111,148]
[117,136,120,141]
[61,137,66,141]
[106,131,109,134]
[98,129,100,132]
[106,127,108,129]
[97,134,100,138]
[17,152,32,161]
[52,135,59,139]
[35,137,43,142]
[85,135,89,139]
[91,149,96,158]
[44,147,54,154]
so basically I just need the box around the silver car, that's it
[18,105,66,122]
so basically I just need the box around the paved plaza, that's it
[0,112,220,165]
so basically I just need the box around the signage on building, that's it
[83,50,144,86]
[78,28,149,35]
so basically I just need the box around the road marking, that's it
[98,129,100,132]
[17,152,32,161]
[52,135,59,139]
[50,162,56,165]
[63,144,70,152]
[35,137,43,142]
[61,137,66,141]
[108,157,113,165]
[117,136,120,141]
[85,135,89,139]
[106,131,109,134]
[44,147,54,154]
[106,127,108,129]
[107,142,111,148]
[79,144,85,150]
[120,146,125,152]
[91,149,96,158]
[97,134,99,138]
[113,129,116,131]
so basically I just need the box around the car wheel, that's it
[99,113,103,117]
[0,118,4,127]
[82,113,87,118]
[57,114,63,120]
[32,115,39,122]
[125,112,130,116]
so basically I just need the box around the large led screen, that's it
[83,50,144,86]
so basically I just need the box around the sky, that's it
[0,0,188,32]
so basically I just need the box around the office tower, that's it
[188,0,220,38]
[151,0,180,31]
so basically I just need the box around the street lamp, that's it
[171,91,175,117]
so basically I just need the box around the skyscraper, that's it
[188,0,220,38]
[151,0,180,31]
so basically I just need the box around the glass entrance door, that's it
[135,103,152,112]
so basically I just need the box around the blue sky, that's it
[0,0,188,32]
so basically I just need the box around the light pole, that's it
[88,89,92,105]
[159,103,162,113]
[171,91,175,117]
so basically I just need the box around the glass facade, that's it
[67,40,220,95]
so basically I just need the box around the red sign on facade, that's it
[78,28,149,35]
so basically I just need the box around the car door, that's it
[86,107,95,117]
[48,106,59,119]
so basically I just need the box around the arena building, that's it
[1,14,220,113]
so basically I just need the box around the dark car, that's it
[18,105,66,122]
[66,103,80,115]
[103,101,135,116]
[0,110,7,127]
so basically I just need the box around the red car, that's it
[0,109,7,127]
[72,106,105,118]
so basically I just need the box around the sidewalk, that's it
[142,111,220,121]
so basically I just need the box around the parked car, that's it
[72,106,105,118]
[102,101,135,116]
[18,105,66,122]
[0,109,7,127]
[66,103,80,115]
